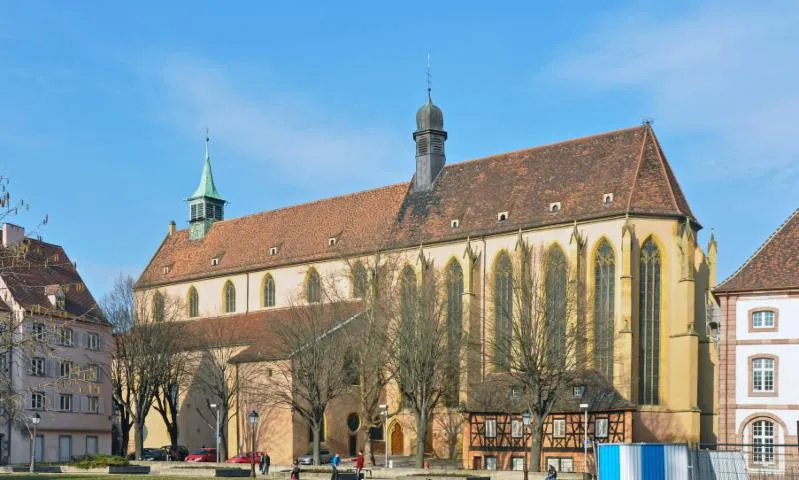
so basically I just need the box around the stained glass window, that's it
[546,246,568,368]
[594,240,615,380]
[494,253,513,369]
[306,269,321,304]
[188,287,199,318]
[224,281,236,313]
[638,238,661,405]
[263,275,276,307]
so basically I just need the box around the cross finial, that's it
[426,53,432,99]
[204,127,210,160]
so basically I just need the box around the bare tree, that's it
[433,409,463,464]
[488,240,591,472]
[103,275,183,459]
[152,336,192,455]
[264,287,354,466]
[388,260,451,468]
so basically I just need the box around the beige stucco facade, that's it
[137,213,717,465]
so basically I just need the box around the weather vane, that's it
[426,53,432,95]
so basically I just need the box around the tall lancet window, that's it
[224,281,236,313]
[263,274,276,308]
[639,238,661,405]
[446,260,464,406]
[594,240,615,381]
[188,287,199,318]
[493,253,513,370]
[400,266,417,325]
[306,268,321,304]
[545,246,568,368]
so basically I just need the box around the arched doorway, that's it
[390,422,404,456]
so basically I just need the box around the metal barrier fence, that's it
[693,444,799,480]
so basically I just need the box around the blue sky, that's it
[2,1,798,298]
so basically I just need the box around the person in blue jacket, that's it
[330,453,341,480]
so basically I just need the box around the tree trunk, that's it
[414,411,427,468]
[363,429,374,466]
[312,424,321,466]
[530,417,544,473]
[134,419,145,460]
[120,421,132,458]
[219,412,228,462]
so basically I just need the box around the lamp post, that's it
[379,404,388,468]
[579,403,589,477]
[522,411,531,480]
[210,403,220,465]
[248,410,259,478]
[29,413,41,473]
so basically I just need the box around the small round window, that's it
[347,413,360,432]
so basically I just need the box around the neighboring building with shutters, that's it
[135,90,716,470]
[714,208,799,472]
[0,223,111,464]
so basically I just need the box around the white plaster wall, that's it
[735,344,799,405]
[736,296,799,341]
[736,409,798,438]
[8,430,111,464]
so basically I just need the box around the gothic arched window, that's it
[493,253,513,370]
[446,260,464,406]
[263,274,276,308]
[188,287,199,318]
[153,292,165,322]
[545,246,568,368]
[400,266,417,324]
[638,238,661,405]
[224,281,236,313]
[352,261,367,298]
[594,240,615,380]
[306,268,321,304]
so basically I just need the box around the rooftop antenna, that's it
[426,53,432,99]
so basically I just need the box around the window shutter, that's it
[81,333,89,349]
[99,397,105,414]
[45,392,53,411]
[80,395,88,413]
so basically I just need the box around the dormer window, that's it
[328,237,337,247]
[46,285,66,311]
[549,202,561,213]
[211,257,220,266]
[270,246,279,256]
[497,211,509,222]
[451,219,460,229]
[162,265,172,274]
[603,193,614,205]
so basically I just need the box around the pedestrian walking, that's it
[260,452,271,475]
[354,450,365,480]
[330,453,341,480]
[291,459,301,480]
[545,465,557,480]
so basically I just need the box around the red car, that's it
[227,452,264,464]
[185,448,217,462]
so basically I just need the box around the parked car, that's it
[298,449,333,465]
[226,452,264,464]
[185,448,217,462]
[140,448,168,461]
[163,445,189,461]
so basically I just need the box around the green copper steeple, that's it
[188,133,226,241]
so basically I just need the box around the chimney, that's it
[1,223,25,248]
[168,221,176,236]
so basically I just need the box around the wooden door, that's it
[390,423,404,456]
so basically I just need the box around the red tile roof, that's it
[0,238,104,322]
[714,209,799,293]
[137,125,695,288]
[178,302,363,362]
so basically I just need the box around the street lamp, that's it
[210,403,220,465]
[379,404,388,468]
[579,403,589,476]
[522,411,531,480]
[248,410,259,478]
[29,413,41,473]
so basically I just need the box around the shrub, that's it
[70,454,129,469]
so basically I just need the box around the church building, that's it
[135,89,718,471]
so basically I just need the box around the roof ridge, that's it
[626,125,650,213]
[645,125,682,215]
[716,208,799,290]
[174,181,410,232]
[444,125,646,170]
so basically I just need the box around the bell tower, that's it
[188,133,226,241]
[413,88,447,192]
